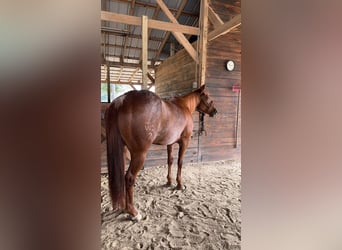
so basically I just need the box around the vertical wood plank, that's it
[142,15,148,89]
[199,0,209,86]
[170,42,174,56]
[106,64,111,102]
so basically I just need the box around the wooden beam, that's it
[153,0,188,63]
[121,0,136,64]
[129,84,137,90]
[111,0,198,17]
[208,6,224,28]
[101,81,153,86]
[136,5,161,68]
[101,43,158,53]
[106,64,111,103]
[208,14,241,41]
[170,42,174,56]
[118,66,123,80]
[101,60,155,69]
[102,0,110,62]
[101,11,199,35]
[155,0,197,62]
[128,68,140,83]
[147,72,155,84]
[199,0,209,86]
[141,15,148,90]
[101,31,164,42]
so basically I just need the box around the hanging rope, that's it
[199,112,207,136]
[196,0,205,184]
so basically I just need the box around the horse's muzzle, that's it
[209,109,218,117]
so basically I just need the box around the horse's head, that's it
[196,85,217,117]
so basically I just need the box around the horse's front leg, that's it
[166,144,173,186]
[176,138,190,190]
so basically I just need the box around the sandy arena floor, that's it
[101,160,241,250]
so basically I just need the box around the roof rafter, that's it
[100,32,164,42]
[155,0,197,62]
[121,0,136,63]
[110,0,198,17]
[102,59,155,69]
[153,0,188,63]
[208,5,224,28]
[208,14,241,41]
[101,43,159,53]
[128,68,140,83]
[101,11,199,35]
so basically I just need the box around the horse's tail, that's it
[105,104,126,210]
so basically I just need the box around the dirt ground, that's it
[101,160,241,250]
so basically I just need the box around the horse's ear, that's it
[198,84,205,93]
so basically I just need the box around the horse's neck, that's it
[176,92,200,114]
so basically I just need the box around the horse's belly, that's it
[153,130,181,145]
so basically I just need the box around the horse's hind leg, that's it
[166,144,173,186]
[125,151,147,221]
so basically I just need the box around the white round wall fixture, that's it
[226,60,235,71]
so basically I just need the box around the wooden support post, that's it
[199,0,208,86]
[170,42,174,56]
[147,72,155,84]
[106,64,111,102]
[142,15,148,90]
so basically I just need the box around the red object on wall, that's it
[232,84,241,93]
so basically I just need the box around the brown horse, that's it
[105,85,217,221]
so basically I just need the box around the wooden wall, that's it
[201,0,241,161]
[202,28,241,161]
[155,46,197,97]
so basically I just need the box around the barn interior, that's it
[101,0,241,172]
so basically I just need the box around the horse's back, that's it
[113,90,159,109]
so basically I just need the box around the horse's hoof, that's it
[130,212,142,222]
[176,185,186,190]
